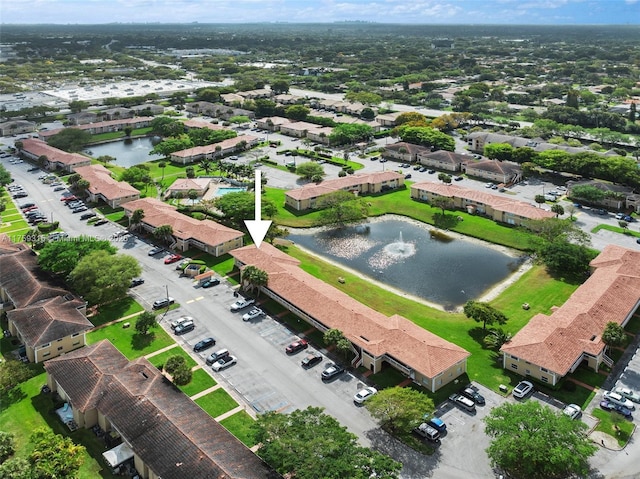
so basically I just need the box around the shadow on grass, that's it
[131,332,156,351]
[433,213,459,230]
[467,326,490,348]
[90,297,142,327]
[0,386,27,413]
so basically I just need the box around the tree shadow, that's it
[433,213,459,230]
[0,386,27,413]
[131,332,156,351]
[467,326,489,348]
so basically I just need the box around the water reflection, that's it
[84,137,163,167]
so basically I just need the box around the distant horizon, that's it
[1,0,639,26]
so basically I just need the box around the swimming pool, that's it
[215,187,246,196]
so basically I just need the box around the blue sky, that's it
[2,0,639,24]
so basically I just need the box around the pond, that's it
[84,137,163,167]
[287,216,525,310]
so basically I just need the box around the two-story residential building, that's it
[255,116,291,131]
[0,120,36,137]
[0,243,92,363]
[285,171,405,211]
[18,138,92,172]
[73,164,140,208]
[566,179,634,212]
[463,159,522,185]
[383,142,430,163]
[163,177,212,199]
[231,244,470,392]
[169,135,258,164]
[44,340,280,479]
[416,150,469,172]
[501,245,640,386]
[122,197,244,256]
[410,181,555,226]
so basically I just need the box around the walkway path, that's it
[144,343,179,359]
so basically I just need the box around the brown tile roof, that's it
[20,138,90,167]
[165,177,211,193]
[411,181,555,221]
[73,165,139,201]
[419,150,472,165]
[286,171,404,202]
[231,244,469,379]
[0,234,26,255]
[122,197,243,246]
[182,119,226,131]
[384,141,430,156]
[44,341,279,479]
[7,296,91,348]
[0,249,71,308]
[171,135,257,158]
[464,159,521,176]
[501,245,640,376]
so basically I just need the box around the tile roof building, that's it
[285,171,405,211]
[122,197,243,256]
[73,164,140,208]
[19,138,91,172]
[383,142,431,163]
[38,117,153,139]
[231,244,470,392]
[44,340,280,479]
[463,159,522,184]
[416,149,471,172]
[0,245,92,363]
[163,177,212,199]
[169,135,258,164]
[501,245,640,385]
[410,181,555,226]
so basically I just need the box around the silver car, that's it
[603,391,635,410]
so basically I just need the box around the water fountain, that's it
[383,231,416,259]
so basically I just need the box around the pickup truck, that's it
[412,422,440,442]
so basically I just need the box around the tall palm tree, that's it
[199,158,214,175]
[129,208,145,231]
[153,224,174,245]
[241,265,268,297]
[158,161,167,183]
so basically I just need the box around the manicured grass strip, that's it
[592,408,635,447]
[195,388,239,418]
[179,368,217,397]
[569,367,607,389]
[89,297,144,327]
[150,347,198,370]
[220,410,258,447]
[0,374,117,479]
[87,322,174,360]
[625,315,640,334]
[591,224,640,238]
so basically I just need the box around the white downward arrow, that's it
[244,169,272,248]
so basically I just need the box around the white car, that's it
[170,316,194,330]
[353,386,378,404]
[614,387,640,403]
[230,298,256,311]
[562,403,582,420]
[512,380,534,399]
[212,355,237,371]
[603,391,635,410]
[242,308,264,321]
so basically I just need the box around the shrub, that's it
[37,221,60,233]
[338,170,347,177]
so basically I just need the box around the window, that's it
[72,342,80,346]
[42,352,50,358]
[511,363,518,370]
[57,346,63,351]
[41,343,51,349]
[71,332,80,338]
[541,367,548,373]
[541,377,549,383]
[525,369,531,375]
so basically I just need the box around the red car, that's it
[285,339,308,354]
[164,254,183,264]
[60,195,77,202]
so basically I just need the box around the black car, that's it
[193,337,216,352]
[201,278,220,288]
[460,385,486,405]
[94,219,109,226]
[454,176,464,181]
[321,362,345,381]
[301,352,323,368]
[80,212,96,220]
[129,278,144,288]
[12,192,28,198]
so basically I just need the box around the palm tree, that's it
[241,265,268,296]
[153,224,174,245]
[129,208,145,231]
[158,161,167,183]
[187,189,198,205]
[483,328,512,350]
[199,158,214,175]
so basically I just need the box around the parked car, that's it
[174,320,195,335]
[448,393,476,412]
[80,212,96,220]
[242,308,264,321]
[426,416,447,433]
[512,380,534,399]
[19,202,35,209]
[212,355,237,371]
[12,192,28,198]
[285,339,308,354]
[603,391,635,410]
[205,348,230,365]
[60,195,78,202]
[152,297,175,310]
[164,253,183,264]
[321,363,345,381]
[170,316,194,329]
[412,422,440,442]
[53,186,66,192]
[193,337,216,352]
[600,400,632,418]
[129,278,144,288]
[614,387,640,403]
[454,176,464,181]
[353,386,377,404]
[94,219,109,226]
[148,246,164,256]
[230,297,256,311]
[201,278,221,288]
[301,352,323,368]
[460,385,485,405]
[562,404,582,420]
[427,169,436,174]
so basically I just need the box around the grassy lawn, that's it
[591,224,640,238]
[220,410,257,447]
[148,346,198,370]
[624,315,640,334]
[87,322,174,360]
[88,297,144,327]
[0,373,117,479]
[285,244,579,395]
[570,367,608,389]
[178,368,217,397]
[194,388,238,418]
[592,408,635,447]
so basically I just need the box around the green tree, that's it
[153,224,174,245]
[129,208,145,231]
[395,112,428,126]
[551,204,565,217]
[602,321,626,349]
[38,238,116,277]
[483,143,515,162]
[185,166,195,178]
[158,161,167,183]
[253,406,401,479]
[538,241,596,278]
[0,456,31,479]
[295,162,326,181]
[75,179,90,195]
[29,428,85,479]
[96,155,115,164]
[484,401,597,479]
[431,195,453,215]
[315,190,369,227]
[534,194,546,207]
[0,360,33,392]
[0,164,12,186]
[163,355,192,385]
[214,191,277,229]
[135,311,157,335]
[199,158,215,175]
[0,431,15,463]
[329,124,374,146]
[68,250,141,306]
[570,185,606,204]
[463,301,508,331]
[437,172,452,184]
[527,218,590,247]
[187,189,199,205]
[483,328,512,350]
[270,80,290,95]
[365,387,435,435]
[120,165,152,185]
[241,265,269,296]
[68,100,89,113]
[323,328,352,356]
[46,128,92,152]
